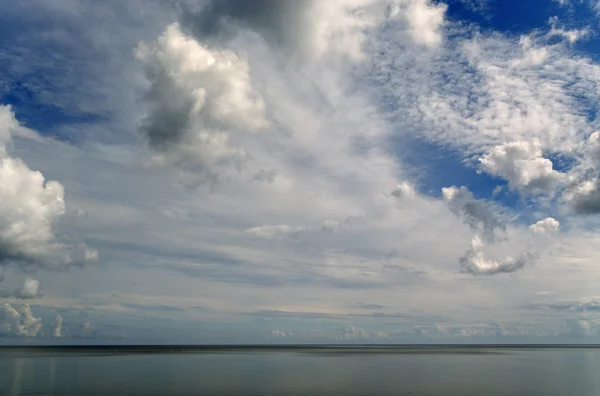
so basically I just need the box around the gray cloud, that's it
[179,0,378,59]
[253,169,278,183]
[546,297,600,312]
[565,177,600,214]
[181,0,312,50]
[442,186,505,241]
[459,236,538,276]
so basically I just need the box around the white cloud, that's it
[548,17,589,44]
[442,186,505,241]
[0,106,17,156]
[529,218,560,234]
[0,106,98,272]
[389,182,416,199]
[53,314,63,338]
[18,304,42,337]
[135,23,268,183]
[479,140,564,196]
[390,31,599,160]
[245,225,309,239]
[459,236,537,276]
[0,277,44,299]
[402,0,447,47]
[586,132,600,166]
[7,0,600,341]
[1,303,43,337]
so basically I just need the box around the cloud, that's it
[0,106,17,155]
[53,314,63,338]
[321,220,341,233]
[135,23,268,184]
[563,177,600,214]
[479,140,564,196]
[245,225,308,239]
[253,169,278,183]
[459,236,537,276]
[564,320,599,337]
[547,297,600,312]
[0,277,44,299]
[547,17,589,44]
[1,303,43,337]
[587,132,600,166]
[442,186,505,241]
[389,0,447,47]
[267,324,378,341]
[389,182,416,199]
[181,0,381,59]
[529,218,560,234]
[0,106,98,272]
[18,304,43,337]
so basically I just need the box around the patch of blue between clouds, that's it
[0,10,108,144]
[444,0,600,61]
[1,80,104,144]
[440,0,587,35]
[390,134,517,200]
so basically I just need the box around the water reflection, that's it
[0,348,599,395]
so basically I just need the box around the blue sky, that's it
[2,0,600,343]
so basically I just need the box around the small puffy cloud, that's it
[0,277,44,299]
[245,225,308,239]
[53,314,63,338]
[442,186,505,241]
[479,140,564,195]
[136,24,268,183]
[403,0,447,47]
[459,236,537,276]
[389,182,416,199]
[0,106,98,272]
[529,217,560,234]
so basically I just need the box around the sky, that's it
[3,0,600,344]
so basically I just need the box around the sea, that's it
[0,345,599,395]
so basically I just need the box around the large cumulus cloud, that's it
[135,24,268,184]
[479,140,564,196]
[0,105,98,273]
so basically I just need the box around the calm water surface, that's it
[0,346,599,395]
